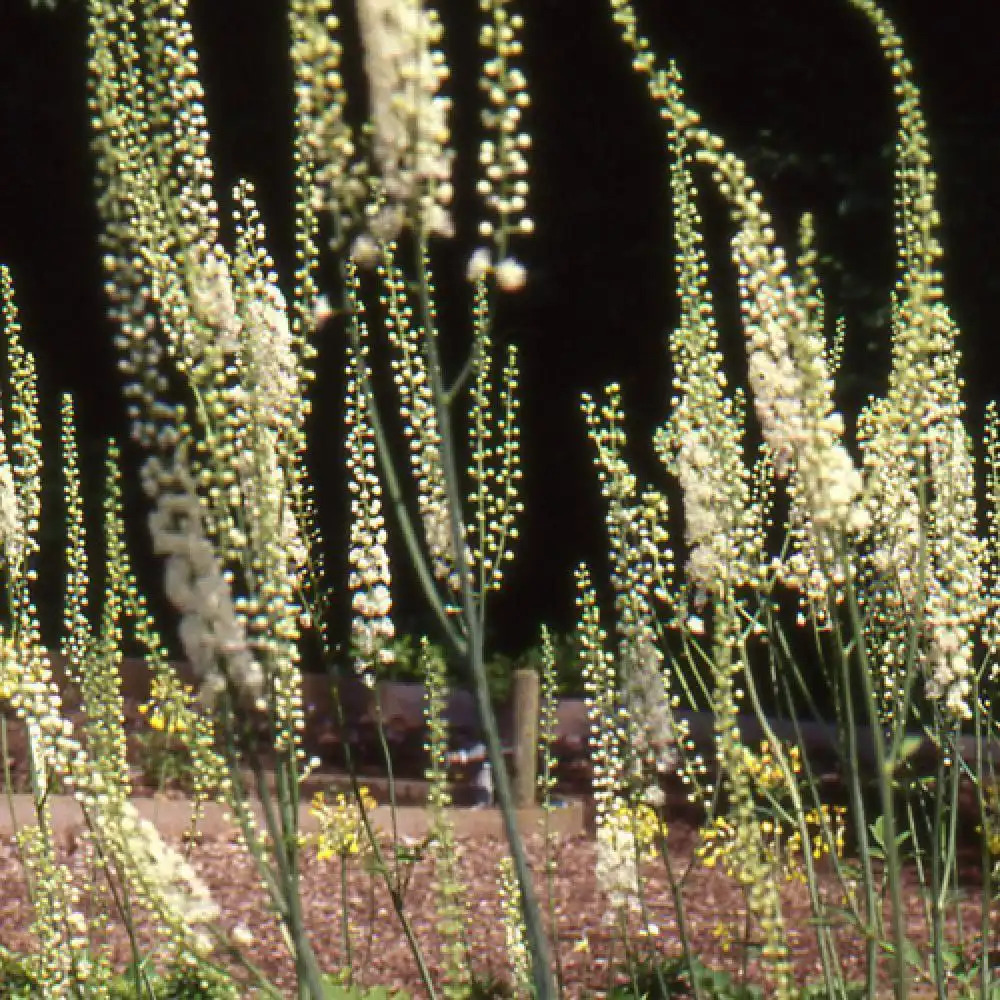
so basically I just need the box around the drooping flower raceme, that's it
[144,457,264,706]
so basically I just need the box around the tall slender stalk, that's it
[844,572,910,1000]
[413,237,555,999]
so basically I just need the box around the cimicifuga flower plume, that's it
[15,823,104,996]
[576,565,623,827]
[850,0,981,721]
[578,572,663,913]
[497,855,531,998]
[2,265,219,975]
[655,117,766,599]
[582,387,675,784]
[0,458,18,561]
[289,0,364,243]
[60,396,91,680]
[0,633,219,962]
[606,11,865,606]
[355,0,454,243]
[144,456,264,707]
[0,266,40,572]
[344,267,395,682]
[119,806,220,931]
[984,403,1000,668]
[91,0,312,751]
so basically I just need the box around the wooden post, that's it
[512,668,539,808]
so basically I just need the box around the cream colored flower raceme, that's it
[0,455,20,559]
[731,227,864,541]
[582,389,677,794]
[655,122,767,599]
[0,637,219,960]
[848,0,982,721]
[118,805,220,927]
[144,457,264,706]
[344,270,396,680]
[355,0,454,241]
[373,244,472,593]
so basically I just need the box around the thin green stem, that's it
[414,233,556,1000]
[844,569,909,1000]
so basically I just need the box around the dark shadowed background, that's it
[1,0,999,670]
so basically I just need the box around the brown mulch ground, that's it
[0,814,995,998]
[2,700,997,996]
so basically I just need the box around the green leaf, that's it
[898,735,923,763]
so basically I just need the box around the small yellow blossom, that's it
[309,786,379,860]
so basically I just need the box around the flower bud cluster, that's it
[0,267,41,569]
[0,436,20,560]
[594,811,642,914]
[583,387,676,792]
[497,855,531,995]
[467,281,523,594]
[576,566,622,827]
[15,823,106,993]
[657,141,766,599]
[95,0,312,746]
[376,247,469,592]
[851,0,981,721]
[290,0,365,238]
[1,636,219,961]
[467,0,532,290]
[344,273,395,681]
[920,418,981,720]
[731,224,864,534]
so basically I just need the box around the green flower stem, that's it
[844,571,909,1000]
[653,824,705,1000]
[741,644,844,996]
[218,698,326,1000]
[299,602,440,998]
[930,726,961,998]
[974,699,994,1000]
[831,606,881,998]
[537,651,567,998]
[247,735,327,1000]
[339,856,353,984]
[415,236,556,1000]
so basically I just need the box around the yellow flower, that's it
[310,786,378,859]
[712,920,734,953]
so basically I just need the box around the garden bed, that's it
[0,806,992,997]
